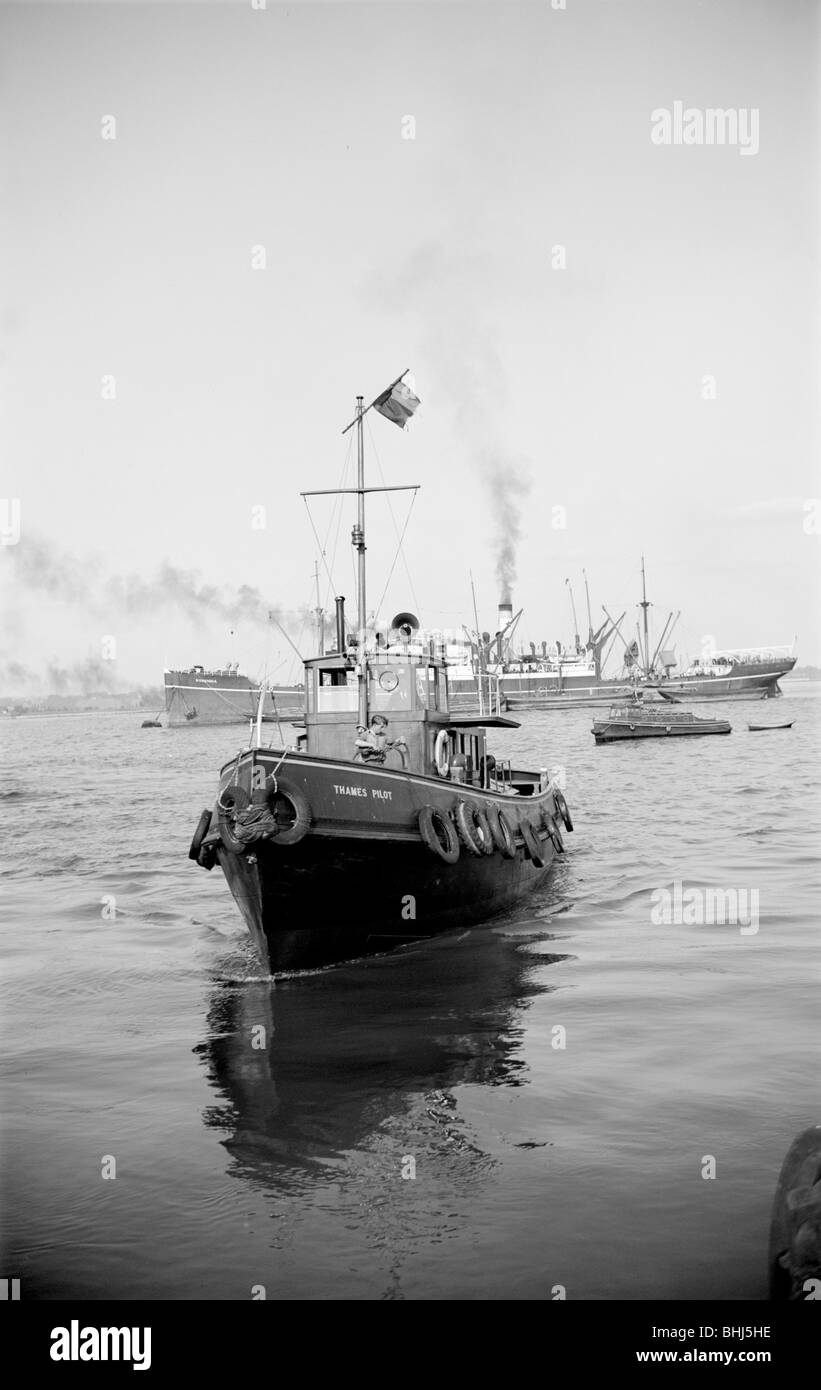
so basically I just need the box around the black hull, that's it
[217,829,558,973]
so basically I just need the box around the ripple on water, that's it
[1,696,819,1299]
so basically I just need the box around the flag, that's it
[373,375,421,429]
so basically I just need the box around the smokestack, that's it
[495,599,513,663]
[334,595,346,654]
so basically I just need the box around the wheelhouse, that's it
[297,628,542,796]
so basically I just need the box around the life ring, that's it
[455,800,494,856]
[521,819,546,868]
[434,729,450,778]
[418,806,460,864]
[217,785,250,853]
[542,810,565,854]
[189,808,213,860]
[553,788,574,833]
[486,804,516,858]
[266,780,312,846]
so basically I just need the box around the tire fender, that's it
[553,788,574,833]
[454,800,494,856]
[521,819,546,868]
[542,810,565,854]
[266,779,312,847]
[189,808,213,861]
[418,805,460,864]
[486,804,516,858]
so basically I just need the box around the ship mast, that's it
[353,397,368,725]
[639,555,651,676]
[583,567,594,646]
[302,372,419,732]
[566,578,580,652]
[354,397,366,633]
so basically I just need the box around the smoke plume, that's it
[45,657,120,695]
[375,240,533,608]
[483,457,531,605]
[2,534,286,629]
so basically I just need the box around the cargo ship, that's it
[450,561,796,710]
[163,664,304,727]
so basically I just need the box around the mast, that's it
[352,394,366,628]
[639,555,651,676]
[583,568,594,646]
[302,372,419,732]
[566,578,580,652]
[353,396,368,726]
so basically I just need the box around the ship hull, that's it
[449,673,645,710]
[164,670,304,727]
[505,687,645,710]
[652,666,793,702]
[207,748,566,972]
[449,658,795,709]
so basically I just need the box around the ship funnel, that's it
[389,611,420,642]
[334,595,346,653]
[495,600,513,662]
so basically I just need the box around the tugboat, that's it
[189,374,574,973]
[592,695,731,744]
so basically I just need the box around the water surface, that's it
[2,687,818,1299]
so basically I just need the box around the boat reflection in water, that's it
[195,922,570,1294]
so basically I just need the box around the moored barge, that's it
[592,702,731,744]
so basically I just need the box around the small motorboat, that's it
[592,699,731,743]
[748,721,794,732]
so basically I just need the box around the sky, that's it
[1,0,819,694]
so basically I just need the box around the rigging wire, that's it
[302,430,354,606]
[373,489,419,625]
[365,414,422,617]
[324,448,351,621]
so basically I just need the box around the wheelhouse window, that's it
[315,667,358,712]
[369,665,412,712]
[414,664,444,710]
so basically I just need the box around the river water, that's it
[2,685,819,1300]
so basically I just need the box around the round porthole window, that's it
[379,670,399,692]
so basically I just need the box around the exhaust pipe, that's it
[335,596,346,654]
